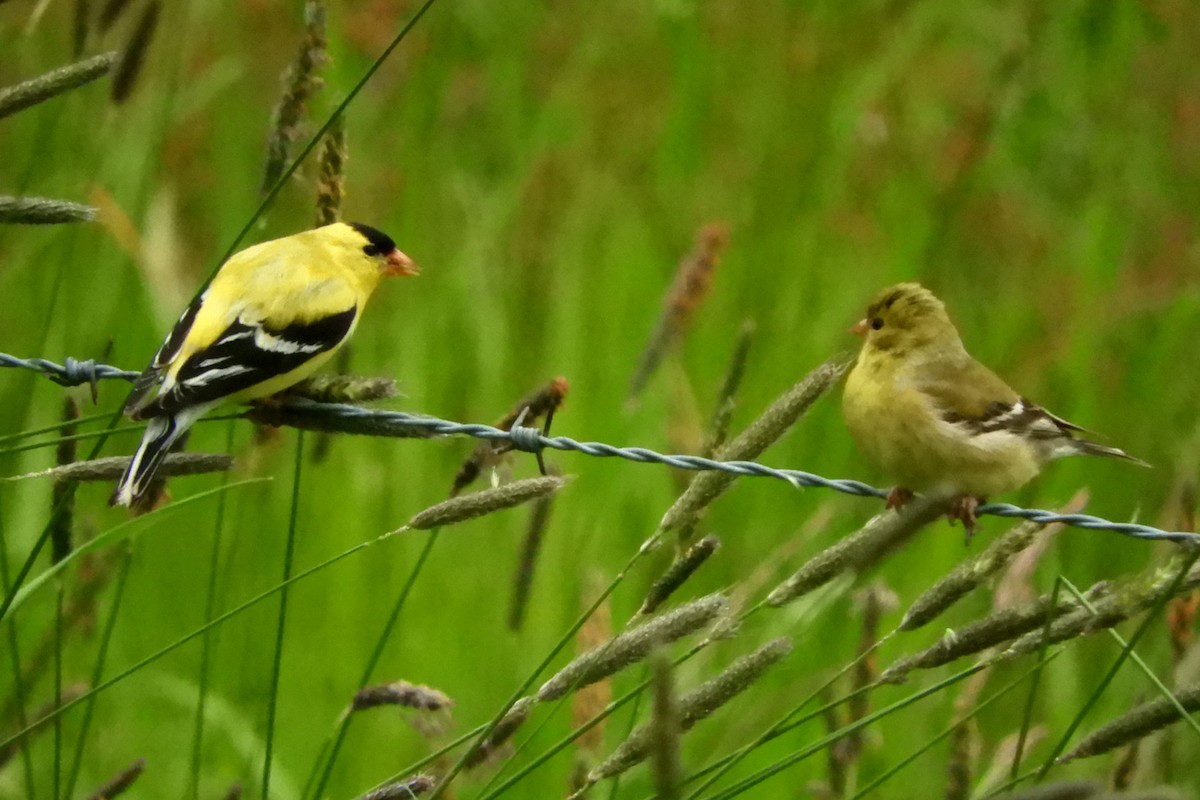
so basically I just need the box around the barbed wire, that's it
[3,352,1197,545]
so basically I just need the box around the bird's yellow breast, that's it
[843,355,1040,498]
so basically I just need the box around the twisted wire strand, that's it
[4,353,1196,545]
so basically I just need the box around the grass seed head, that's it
[359,774,437,799]
[538,593,728,702]
[352,681,454,713]
[406,475,571,531]
[110,0,160,104]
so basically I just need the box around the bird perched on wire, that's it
[111,222,418,508]
[842,282,1145,536]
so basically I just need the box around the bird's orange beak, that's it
[850,319,869,337]
[385,249,420,277]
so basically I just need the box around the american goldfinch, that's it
[842,283,1144,534]
[111,221,418,508]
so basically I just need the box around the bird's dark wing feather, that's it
[132,305,357,418]
[941,396,1077,440]
[123,296,205,418]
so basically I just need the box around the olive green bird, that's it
[842,283,1146,535]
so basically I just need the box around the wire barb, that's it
[3,352,1195,545]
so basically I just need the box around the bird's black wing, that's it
[133,306,357,418]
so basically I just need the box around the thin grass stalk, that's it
[306,528,443,800]
[354,721,489,798]
[649,650,682,800]
[0,409,113,448]
[0,52,118,120]
[1056,577,1200,749]
[1001,557,1200,664]
[188,422,236,800]
[580,639,793,794]
[0,408,126,624]
[509,490,556,630]
[1035,552,1200,779]
[0,497,37,795]
[53,586,63,797]
[0,514,426,755]
[680,638,890,799]
[0,685,87,768]
[211,0,442,280]
[1059,684,1200,763]
[0,422,144,459]
[7,480,265,620]
[63,546,134,799]
[703,321,755,458]
[73,0,89,56]
[428,540,657,800]
[98,0,134,32]
[262,431,304,800]
[1012,578,1064,781]
[703,663,989,800]
[0,197,97,225]
[110,0,160,104]
[50,396,80,562]
[659,357,849,537]
[845,654,1057,800]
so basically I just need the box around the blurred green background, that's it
[2,0,1199,797]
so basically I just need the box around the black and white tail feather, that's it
[944,397,1149,466]
[111,297,356,508]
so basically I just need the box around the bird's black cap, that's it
[349,222,396,257]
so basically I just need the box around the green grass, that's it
[2,1,1200,797]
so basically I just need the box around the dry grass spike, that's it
[315,113,348,226]
[359,774,437,799]
[464,697,536,769]
[262,0,329,193]
[110,0,161,104]
[84,757,145,800]
[9,453,233,483]
[352,681,454,713]
[627,222,731,404]
[638,535,721,617]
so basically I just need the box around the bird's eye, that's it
[870,318,884,330]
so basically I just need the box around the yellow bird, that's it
[842,283,1144,533]
[112,222,418,508]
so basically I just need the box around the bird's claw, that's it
[885,487,914,511]
[946,495,983,544]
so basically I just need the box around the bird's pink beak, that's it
[385,249,419,277]
[850,319,868,337]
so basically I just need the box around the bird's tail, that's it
[1073,438,1151,468]
[111,413,189,508]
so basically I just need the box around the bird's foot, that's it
[946,495,984,544]
[885,487,915,511]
